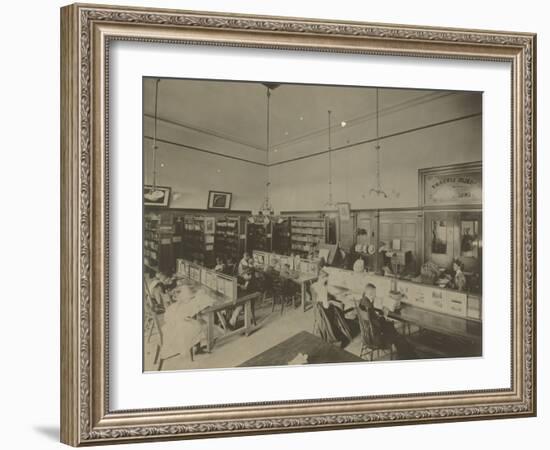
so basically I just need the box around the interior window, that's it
[460,220,480,258]
[431,220,447,254]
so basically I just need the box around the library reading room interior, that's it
[143,78,483,371]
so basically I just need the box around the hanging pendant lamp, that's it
[258,83,280,220]
[144,78,166,202]
[367,88,400,200]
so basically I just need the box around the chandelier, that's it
[365,88,400,199]
[144,78,167,203]
[258,82,280,218]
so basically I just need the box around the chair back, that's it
[272,275,284,297]
[262,271,274,292]
[355,303,382,348]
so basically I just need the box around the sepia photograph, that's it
[142,77,483,372]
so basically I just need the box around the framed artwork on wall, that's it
[207,190,232,210]
[60,3,536,446]
[143,185,171,207]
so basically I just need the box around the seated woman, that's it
[353,257,365,273]
[450,258,467,292]
[357,283,416,359]
[144,268,176,314]
[163,282,210,359]
[311,271,352,348]
[214,257,226,273]
[238,252,251,275]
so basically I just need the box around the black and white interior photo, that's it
[142,77,483,372]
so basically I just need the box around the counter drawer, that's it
[443,291,468,318]
[427,290,445,312]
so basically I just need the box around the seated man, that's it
[222,257,237,276]
[238,252,251,275]
[357,283,416,359]
[229,269,260,328]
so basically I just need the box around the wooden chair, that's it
[355,303,394,361]
[143,280,164,366]
[261,271,274,304]
[271,276,286,315]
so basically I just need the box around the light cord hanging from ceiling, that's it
[264,85,272,214]
[374,87,383,197]
[258,83,279,217]
[152,78,160,190]
[367,87,399,199]
[326,109,335,209]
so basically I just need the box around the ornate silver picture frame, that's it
[60,3,536,446]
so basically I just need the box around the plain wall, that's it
[144,88,481,212]
[270,115,481,211]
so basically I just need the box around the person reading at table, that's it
[144,269,176,313]
[214,257,226,273]
[228,269,260,328]
[311,271,352,348]
[358,283,416,359]
[238,252,251,275]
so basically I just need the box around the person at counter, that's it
[357,283,416,359]
[450,259,467,292]
[353,257,365,273]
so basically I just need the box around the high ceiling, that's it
[143,78,477,159]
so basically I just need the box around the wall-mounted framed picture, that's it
[337,202,351,221]
[60,3,536,446]
[143,185,171,207]
[207,190,232,210]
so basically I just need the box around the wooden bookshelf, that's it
[290,216,326,256]
[214,216,246,262]
[144,213,175,273]
[246,218,272,253]
[181,216,216,267]
[272,216,292,255]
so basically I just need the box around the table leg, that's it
[244,300,252,336]
[206,311,214,352]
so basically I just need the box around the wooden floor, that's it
[144,300,359,371]
[144,298,479,372]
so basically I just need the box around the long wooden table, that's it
[388,304,482,343]
[201,291,261,352]
[328,285,482,344]
[239,331,363,367]
[257,267,317,312]
[284,272,318,311]
[174,275,261,352]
